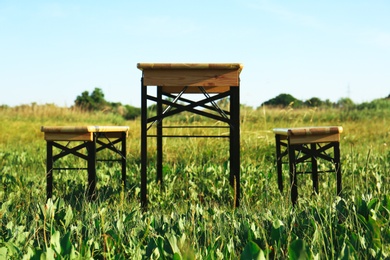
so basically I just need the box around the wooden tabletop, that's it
[41,126,129,133]
[137,63,243,93]
[137,63,243,73]
[273,126,343,136]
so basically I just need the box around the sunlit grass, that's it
[0,103,389,258]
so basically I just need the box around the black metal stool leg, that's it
[87,139,97,200]
[334,142,342,196]
[289,144,298,206]
[46,141,53,200]
[311,143,319,194]
[121,132,127,188]
[275,135,283,193]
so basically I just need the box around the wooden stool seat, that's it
[41,126,129,141]
[273,126,343,205]
[41,125,129,200]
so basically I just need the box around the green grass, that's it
[0,103,389,259]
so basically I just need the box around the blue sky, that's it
[1,0,389,108]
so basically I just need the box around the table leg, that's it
[157,86,163,185]
[141,79,148,209]
[230,86,240,208]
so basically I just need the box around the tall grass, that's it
[0,103,389,258]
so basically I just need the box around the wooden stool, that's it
[273,126,342,205]
[41,126,129,200]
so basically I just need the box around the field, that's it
[0,103,389,259]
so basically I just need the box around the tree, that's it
[262,93,303,107]
[123,105,141,120]
[304,97,323,107]
[336,97,355,109]
[74,88,108,111]
[73,88,142,119]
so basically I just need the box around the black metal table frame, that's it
[275,136,341,205]
[46,132,127,200]
[141,82,240,209]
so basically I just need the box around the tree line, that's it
[260,93,390,110]
[261,93,352,108]
[74,88,390,120]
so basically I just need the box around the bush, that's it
[123,105,141,120]
[74,88,141,119]
[74,88,108,111]
[262,93,303,107]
